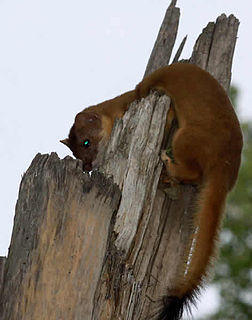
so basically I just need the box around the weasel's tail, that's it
[157,173,227,320]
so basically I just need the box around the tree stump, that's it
[0,1,239,319]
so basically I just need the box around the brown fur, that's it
[136,64,242,311]
[61,90,136,171]
[61,63,243,319]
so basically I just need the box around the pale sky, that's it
[0,0,251,317]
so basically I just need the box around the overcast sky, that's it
[0,0,251,317]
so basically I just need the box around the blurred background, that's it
[0,0,251,319]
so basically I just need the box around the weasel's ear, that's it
[60,138,70,147]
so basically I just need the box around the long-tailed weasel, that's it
[61,63,243,319]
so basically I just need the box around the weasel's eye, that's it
[82,139,90,148]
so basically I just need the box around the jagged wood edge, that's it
[144,0,180,77]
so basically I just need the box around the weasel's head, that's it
[61,111,104,171]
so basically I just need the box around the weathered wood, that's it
[92,93,172,319]
[144,0,180,77]
[0,154,121,320]
[172,35,187,63]
[100,94,170,251]
[0,1,239,319]
[190,14,239,91]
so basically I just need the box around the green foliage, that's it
[201,87,252,320]
[229,86,239,110]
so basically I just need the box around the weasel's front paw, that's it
[160,150,178,186]
[161,149,173,163]
[161,150,172,178]
[162,147,175,163]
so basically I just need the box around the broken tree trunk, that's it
[0,1,239,319]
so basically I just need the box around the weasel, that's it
[61,63,243,320]
[61,89,137,171]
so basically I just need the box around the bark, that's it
[0,1,239,319]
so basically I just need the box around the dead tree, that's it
[0,1,239,319]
